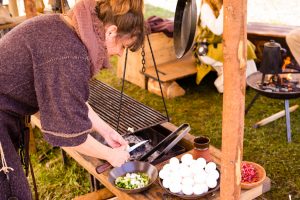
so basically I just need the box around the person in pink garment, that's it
[0,0,144,199]
[286,28,300,66]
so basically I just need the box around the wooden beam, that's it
[74,188,115,200]
[221,0,247,199]
[23,0,37,18]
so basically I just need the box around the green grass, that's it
[28,5,300,200]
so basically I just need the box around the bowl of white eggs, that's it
[158,153,220,199]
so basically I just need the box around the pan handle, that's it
[138,123,189,162]
[95,162,112,174]
[149,124,191,164]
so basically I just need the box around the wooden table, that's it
[31,116,271,200]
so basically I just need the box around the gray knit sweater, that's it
[0,14,93,147]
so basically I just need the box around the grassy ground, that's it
[29,5,300,200]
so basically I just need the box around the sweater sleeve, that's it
[33,56,92,147]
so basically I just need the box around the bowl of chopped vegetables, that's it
[108,161,158,193]
[241,161,266,189]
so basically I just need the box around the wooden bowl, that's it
[241,161,266,190]
[108,161,158,193]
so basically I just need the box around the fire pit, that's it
[246,40,300,143]
[247,71,300,99]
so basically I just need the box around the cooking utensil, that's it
[138,123,189,162]
[148,124,190,164]
[127,140,149,152]
[108,161,158,193]
[96,140,149,174]
[259,40,287,75]
[174,0,197,58]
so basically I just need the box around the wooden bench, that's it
[117,32,196,98]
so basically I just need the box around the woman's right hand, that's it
[106,146,130,167]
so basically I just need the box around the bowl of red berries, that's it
[241,161,266,189]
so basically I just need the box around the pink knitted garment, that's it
[68,0,110,76]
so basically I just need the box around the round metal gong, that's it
[174,0,197,58]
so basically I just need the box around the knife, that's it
[95,140,149,174]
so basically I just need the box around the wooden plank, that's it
[143,54,196,82]
[0,16,26,30]
[240,177,271,200]
[24,0,37,18]
[247,22,300,38]
[221,0,247,199]
[74,188,115,200]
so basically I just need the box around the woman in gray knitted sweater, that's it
[0,0,145,199]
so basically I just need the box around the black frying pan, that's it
[174,0,197,58]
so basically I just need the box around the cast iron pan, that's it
[174,0,197,58]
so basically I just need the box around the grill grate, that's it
[88,79,168,135]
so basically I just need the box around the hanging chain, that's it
[146,34,170,122]
[141,45,146,73]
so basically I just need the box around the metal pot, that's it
[259,40,287,74]
[174,0,197,58]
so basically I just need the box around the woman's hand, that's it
[107,146,130,167]
[104,131,128,148]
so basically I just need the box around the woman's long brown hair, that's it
[96,0,145,51]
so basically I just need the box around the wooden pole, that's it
[23,0,37,18]
[220,0,247,199]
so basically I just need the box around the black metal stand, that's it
[284,100,292,143]
[246,94,293,143]
[245,92,260,115]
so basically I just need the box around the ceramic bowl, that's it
[158,168,221,199]
[241,161,266,189]
[108,161,158,193]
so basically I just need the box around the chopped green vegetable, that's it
[115,172,150,189]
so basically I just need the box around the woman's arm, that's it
[65,134,130,167]
[200,3,223,35]
[86,102,128,148]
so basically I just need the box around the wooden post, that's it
[220,0,247,199]
[23,0,37,18]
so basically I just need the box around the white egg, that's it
[205,162,217,173]
[190,165,199,175]
[181,154,193,165]
[206,177,217,188]
[169,182,182,193]
[163,163,172,173]
[159,169,167,179]
[181,177,194,186]
[162,178,172,189]
[169,163,180,173]
[182,184,194,195]
[199,183,209,193]
[169,172,182,185]
[181,166,193,178]
[207,169,219,180]
[188,159,196,166]
[194,170,207,184]
[193,184,204,195]
[169,157,180,165]
[196,158,207,168]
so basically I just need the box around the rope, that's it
[0,142,14,175]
